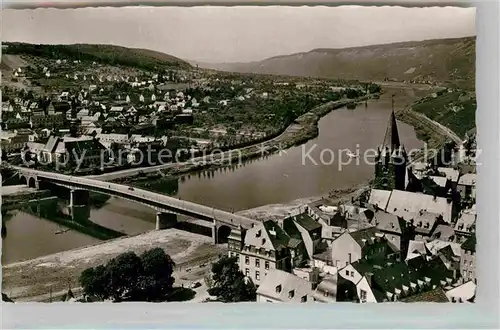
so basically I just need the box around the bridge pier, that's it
[212,221,218,245]
[156,212,178,230]
[69,189,90,222]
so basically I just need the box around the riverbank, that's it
[85,94,376,183]
[396,107,463,163]
[111,94,377,185]
[2,228,225,302]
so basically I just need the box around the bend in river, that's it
[2,87,426,264]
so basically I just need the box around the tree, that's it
[209,256,256,302]
[106,252,143,301]
[138,248,176,301]
[79,248,176,302]
[79,264,110,301]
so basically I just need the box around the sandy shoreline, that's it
[2,229,225,301]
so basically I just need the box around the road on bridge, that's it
[15,167,260,229]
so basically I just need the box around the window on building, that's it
[265,261,269,270]
[351,271,354,277]
[245,268,249,276]
[301,295,307,303]
[360,290,367,301]
[348,253,352,264]
[469,271,473,277]
[324,291,329,297]
[288,290,295,299]
[236,253,239,261]
[255,258,260,267]
[276,285,282,293]
[345,270,349,276]
[245,256,249,265]
[255,271,260,281]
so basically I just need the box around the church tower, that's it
[374,97,407,191]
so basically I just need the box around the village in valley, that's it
[1,43,373,176]
[1,7,477,306]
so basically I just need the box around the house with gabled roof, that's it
[352,255,456,302]
[460,235,476,282]
[445,280,476,303]
[327,227,398,269]
[454,208,476,242]
[431,224,456,242]
[256,269,314,303]
[457,173,476,200]
[109,106,124,113]
[400,286,449,302]
[282,213,322,261]
[370,210,412,253]
[385,190,453,224]
[237,220,293,287]
[312,275,337,302]
[40,135,107,171]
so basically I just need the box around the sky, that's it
[2,6,476,63]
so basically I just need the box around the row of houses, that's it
[225,190,476,303]
[220,112,478,304]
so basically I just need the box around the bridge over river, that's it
[14,167,260,243]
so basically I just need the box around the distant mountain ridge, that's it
[3,42,192,71]
[194,37,475,87]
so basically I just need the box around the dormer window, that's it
[256,230,262,238]
[288,290,295,299]
[301,295,307,303]
[424,222,430,229]
[276,285,282,293]
[262,238,266,245]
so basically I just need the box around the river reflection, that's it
[2,88,425,263]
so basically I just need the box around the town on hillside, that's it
[1,44,375,174]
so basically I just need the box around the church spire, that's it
[381,95,401,151]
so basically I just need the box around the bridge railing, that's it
[19,168,258,226]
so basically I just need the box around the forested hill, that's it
[195,37,475,89]
[2,43,192,71]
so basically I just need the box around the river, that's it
[2,87,426,264]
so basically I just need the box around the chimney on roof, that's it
[269,227,276,236]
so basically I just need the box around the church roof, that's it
[381,110,402,151]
